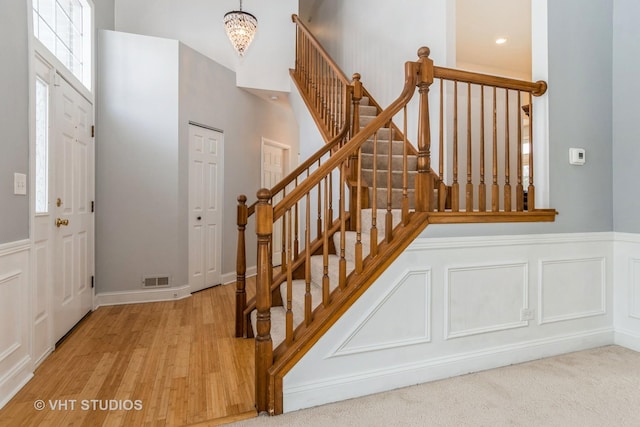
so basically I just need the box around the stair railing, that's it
[430,66,548,215]
[250,44,554,413]
[253,48,428,414]
[292,14,353,143]
[235,91,352,338]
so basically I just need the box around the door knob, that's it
[56,218,69,228]
[197,216,202,221]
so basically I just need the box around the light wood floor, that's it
[0,283,257,426]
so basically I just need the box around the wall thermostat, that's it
[569,148,586,165]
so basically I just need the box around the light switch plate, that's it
[569,148,586,165]
[14,173,27,195]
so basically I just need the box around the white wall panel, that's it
[0,241,32,409]
[333,270,431,356]
[539,258,606,324]
[629,258,640,319]
[284,232,614,413]
[613,234,640,351]
[446,263,528,339]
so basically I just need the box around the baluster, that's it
[452,81,460,212]
[466,82,473,211]
[294,178,300,258]
[528,95,535,210]
[235,195,247,338]
[355,147,363,274]
[415,47,434,212]
[339,161,347,288]
[281,188,287,271]
[386,120,393,243]
[438,79,447,211]
[316,159,322,238]
[504,89,512,212]
[371,130,379,256]
[479,85,487,212]
[322,176,330,306]
[402,106,410,224]
[492,86,499,212]
[516,92,524,211]
[328,169,333,222]
[304,193,312,325]
[255,188,273,414]
[285,209,293,345]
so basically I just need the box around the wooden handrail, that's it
[434,66,548,97]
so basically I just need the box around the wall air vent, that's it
[142,275,171,288]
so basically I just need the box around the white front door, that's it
[53,75,94,343]
[262,140,288,266]
[189,125,223,292]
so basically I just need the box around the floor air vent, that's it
[143,276,170,288]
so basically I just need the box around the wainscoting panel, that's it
[613,234,640,351]
[284,232,614,413]
[539,257,606,324]
[0,241,33,409]
[332,269,431,356]
[629,258,640,320]
[445,263,528,339]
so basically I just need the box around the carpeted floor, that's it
[231,345,640,427]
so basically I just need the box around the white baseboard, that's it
[0,356,33,410]
[284,328,614,413]
[614,328,640,352]
[94,285,191,308]
[222,265,257,285]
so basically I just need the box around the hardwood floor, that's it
[0,283,257,426]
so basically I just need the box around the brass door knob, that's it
[56,218,69,228]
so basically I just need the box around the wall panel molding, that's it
[445,262,528,339]
[331,269,431,357]
[0,240,32,410]
[539,257,606,324]
[629,258,640,320]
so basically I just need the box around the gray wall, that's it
[96,31,299,294]
[0,0,29,244]
[97,31,182,293]
[613,0,640,232]
[179,44,299,276]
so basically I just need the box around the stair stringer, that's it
[266,211,430,415]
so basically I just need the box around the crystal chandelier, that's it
[223,0,258,57]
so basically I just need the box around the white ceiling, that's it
[456,0,532,78]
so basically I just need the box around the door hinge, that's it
[91,125,95,138]
[91,275,94,289]
[91,201,94,213]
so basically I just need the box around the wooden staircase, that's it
[234,14,557,415]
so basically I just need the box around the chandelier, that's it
[223,0,258,57]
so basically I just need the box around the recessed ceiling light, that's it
[495,38,508,45]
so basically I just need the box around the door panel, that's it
[189,125,223,292]
[53,75,94,343]
[262,142,287,265]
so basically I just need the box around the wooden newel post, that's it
[415,47,434,212]
[348,73,364,227]
[236,195,248,338]
[351,73,363,138]
[255,188,273,413]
